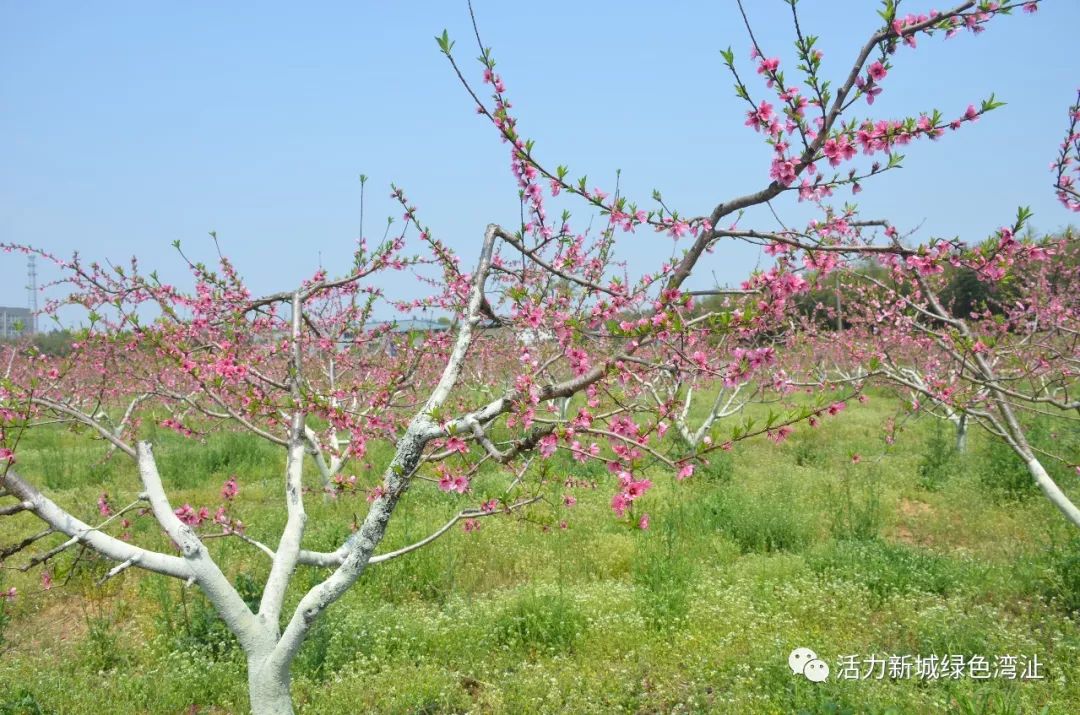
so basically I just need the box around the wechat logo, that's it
[789,647,830,682]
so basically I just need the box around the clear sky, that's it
[2,1,1078,323]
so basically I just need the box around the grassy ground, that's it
[2,392,1080,713]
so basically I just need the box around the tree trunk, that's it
[954,413,968,453]
[248,653,294,715]
[1025,455,1080,529]
[556,395,571,420]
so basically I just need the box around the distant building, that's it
[379,318,451,334]
[0,307,32,339]
[517,327,555,346]
[363,318,451,357]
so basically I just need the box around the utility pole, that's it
[834,272,842,332]
[26,255,38,335]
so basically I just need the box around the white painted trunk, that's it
[954,413,967,453]
[247,652,294,715]
[1025,455,1080,529]
[556,395,571,420]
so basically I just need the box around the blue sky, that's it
[2,1,1078,323]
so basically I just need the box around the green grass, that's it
[2,395,1080,713]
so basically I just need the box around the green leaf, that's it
[435,30,455,54]
[877,0,897,24]
[980,93,1006,113]
[1015,205,1032,227]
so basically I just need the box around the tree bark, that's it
[248,651,294,715]
[954,413,968,453]
[1025,454,1080,529]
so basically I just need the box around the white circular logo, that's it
[788,647,818,675]
[804,658,830,683]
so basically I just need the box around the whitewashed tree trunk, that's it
[954,412,968,453]
[670,383,746,449]
[1024,454,1080,528]
[555,395,571,420]
[247,650,295,715]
